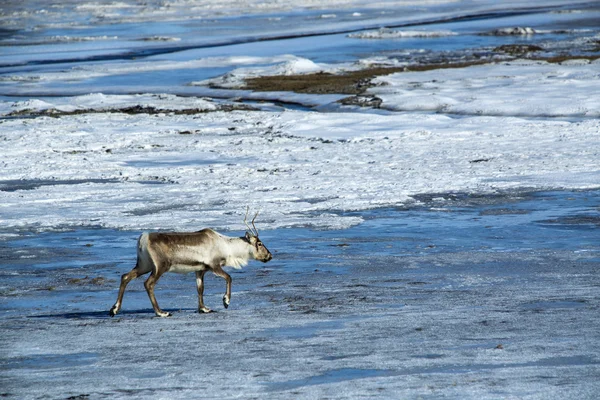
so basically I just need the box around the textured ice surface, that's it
[1,1,600,398]
[1,190,599,399]
[2,3,599,233]
[0,101,598,232]
[347,28,458,39]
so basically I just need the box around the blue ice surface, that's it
[2,3,599,97]
[1,189,598,317]
[1,187,599,398]
[1,2,600,395]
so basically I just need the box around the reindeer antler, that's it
[251,210,259,237]
[244,207,260,237]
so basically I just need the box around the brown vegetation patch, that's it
[244,54,600,99]
[494,44,543,55]
[532,54,600,64]
[244,70,382,95]
[244,61,490,95]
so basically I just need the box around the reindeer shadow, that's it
[27,308,198,320]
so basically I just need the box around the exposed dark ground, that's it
[241,53,600,96]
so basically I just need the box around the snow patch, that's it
[348,28,457,39]
[485,27,537,35]
[1,102,598,232]
[197,56,327,89]
[370,61,600,117]
[1,94,219,115]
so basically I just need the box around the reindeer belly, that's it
[169,262,207,274]
[168,248,211,274]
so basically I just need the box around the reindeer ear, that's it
[245,232,254,242]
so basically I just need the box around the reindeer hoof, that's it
[156,311,172,318]
[223,295,230,309]
[198,307,213,313]
[109,306,118,317]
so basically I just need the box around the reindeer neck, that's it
[228,236,254,256]
[216,236,252,268]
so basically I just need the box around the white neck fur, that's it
[224,237,253,269]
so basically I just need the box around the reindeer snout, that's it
[264,253,273,262]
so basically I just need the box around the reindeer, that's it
[109,210,272,317]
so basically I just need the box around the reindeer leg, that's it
[212,266,232,309]
[195,270,213,313]
[109,264,144,317]
[144,264,171,318]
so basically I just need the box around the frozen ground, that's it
[3,0,600,96]
[1,0,600,398]
[1,190,599,399]
[1,88,599,232]
[1,1,600,232]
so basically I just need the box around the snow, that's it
[198,56,329,89]
[1,86,599,232]
[348,28,457,39]
[370,59,600,117]
[1,54,599,232]
[1,0,577,31]
[1,0,600,398]
[3,93,219,114]
[485,27,538,35]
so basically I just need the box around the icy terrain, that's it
[1,0,600,398]
[1,61,599,232]
[1,191,599,399]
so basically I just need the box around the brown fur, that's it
[109,228,272,317]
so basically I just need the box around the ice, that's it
[0,55,303,86]
[1,72,599,232]
[1,0,600,398]
[1,191,599,399]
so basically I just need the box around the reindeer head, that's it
[244,208,273,263]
